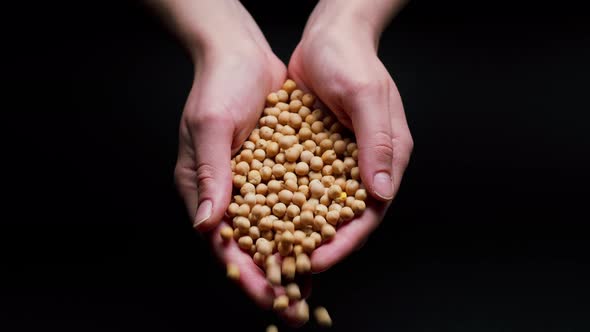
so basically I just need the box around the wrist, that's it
[303,3,380,49]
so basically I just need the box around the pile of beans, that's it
[220,79,366,329]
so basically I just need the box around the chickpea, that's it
[321,165,333,176]
[280,125,296,136]
[321,224,336,241]
[233,195,245,205]
[263,158,275,168]
[355,188,367,200]
[307,171,322,181]
[288,113,302,129]
[272,202,287,217]
[264,116,278,129]
[226,202,239,217]
[276,102,289,113]
[220,226,234,241]
[243,141,255,151]
[278,241,293,256]
[300,210,314,226]
[286,204,300,219]
[260,166,272,181]
[250,159,263,171]
[240,149,253,163]
[278,111,290,125]
[286,283,301,301]
[310,156,323,172]
[313,215,327,231]
[256,238,273,255]
[314,306,332,327]
[267,263,281,285]
[321,175,335,187]
[236,204,250,218]
[301,237,315,254]
[296,253,311,274]
[279,135,297,150]
[301,93,315,107]
[247,170,261,185]
[278,189,293,205]
[293,230,306,244]
[251,204,264,219]
[293,244,304,255]
[303,139,316,152]
[297,176,309,186]
[265,192,279,207]
[346,196,355,207]
[346,179,360,195]
[244,193,256,207]
[320,193,331,206]
[352,199,366,215]
[272,220,285,233]
[323,115,335,128]
[311,121,324,134]
[282,79,296,93]
[292,192,306,207]
[249,226,260,241]
[327,184,343,200]
[309,180,325,198]
[273,294,289,312]
[253,252,264,267]
[298,185,310,198]
[272,164,286,179]
[282,256,296,280]
[253,149,266,162]
[343,156,356,172]
[226,263,240,281]
[326,210,340,225]
[266,92,279,106]
[319,139,333,152]
[291,89,303,101]
[298,105,311,119]
[238,236,253,250]
[310,232,322,247]
[295,162,309,176]
[332,159,345,175]
[340,206,354,221]
[334,177,347,191]
[285,147,301,162]
[276,89,289,102]
[321,150,337,165]
[235,161,249,175]
[284,172,297,182]
[285,179,298,192]
[265,107,280,117]
[266,141,279,158]
[233,175,247,188]
[289,99,303,113]
[315,204,328,217]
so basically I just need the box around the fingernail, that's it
[194,200,212,228]
[373,172,394,200]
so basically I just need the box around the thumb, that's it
[189,112,234,232]
[346,83,395,201]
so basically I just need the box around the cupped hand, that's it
[288,20,414,272]
[174,43,310,320]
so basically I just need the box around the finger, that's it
[210,221,275,308]
[345,80,396,201]
[388,84,414,195]
[187,111,234,232]
[311,197,389,273]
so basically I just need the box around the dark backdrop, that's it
[2,1,590,331]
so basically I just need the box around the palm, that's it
[288,40,399,272]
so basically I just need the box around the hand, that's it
[288,9,413,272]
[172,22,311,322]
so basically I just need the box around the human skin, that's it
[149,0,412,323]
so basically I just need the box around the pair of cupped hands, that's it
[172,2,413,323]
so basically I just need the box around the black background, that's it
[2,1,590,331]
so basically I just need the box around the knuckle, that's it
[195,162,217,189]
[364,130,394,163]
[185,109,231,129]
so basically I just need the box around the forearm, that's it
[147,0,268,59]
[304,0,408,44]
